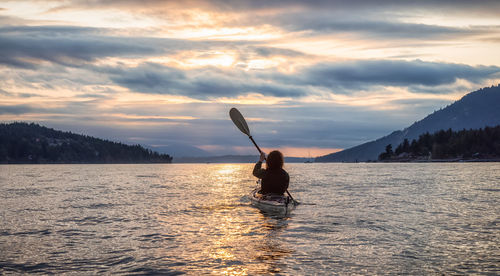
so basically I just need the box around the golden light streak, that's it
[270,34,362,59]
[185,51,236,67]
[217,93,291,105]
[402,14,500,28]
[94,57,145,68]
[197,145,342,157]
[103,113,197,120]
[197,145,224,152]
[246,59,279,69]
[244,117,283,123]
[111,92,208,104]
[166,25,283,41]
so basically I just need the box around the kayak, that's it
[249,188,297,214]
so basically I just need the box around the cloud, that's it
[109,63,307,98]
[0,104,37,115]
[19,1,500,40]
[0,15,35,26]
[292,60,500,92]
[0,88,39,98]
[3,26,499,100]
[216,0,500,12]
[246,46,305,58]
[0,25,308,70]
[0,26,215,69]
[38,1,500,37]
[38,0,500,13]
[0,26,156,68]
[220,103,415,150]
[268,14,494,39]
[87,59,500,100]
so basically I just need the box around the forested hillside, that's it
[316,85,500,162]
[378,126,500,161]
[0,122,172,164]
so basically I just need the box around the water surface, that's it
[1,163,499,274]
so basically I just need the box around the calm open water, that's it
[0,163,499,275]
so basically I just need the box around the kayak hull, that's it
[249,188,296,214]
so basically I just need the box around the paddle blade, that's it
[229,107,250,136]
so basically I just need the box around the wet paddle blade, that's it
[229,107,250,136]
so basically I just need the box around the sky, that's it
[1,0,500,157]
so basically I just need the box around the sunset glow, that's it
[1,1,500,157]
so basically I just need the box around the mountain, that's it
[174,155,258,163]
[316,85,500,162]
[148,143,211,158]
[0,122,172,164]
[173,155,313,163]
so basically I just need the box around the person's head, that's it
[266,150,284,170]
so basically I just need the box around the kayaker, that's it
[253,150,289,195]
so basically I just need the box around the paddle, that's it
[229,107,298,204]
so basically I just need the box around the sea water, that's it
[0,163,499,275]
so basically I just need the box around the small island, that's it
[378,126,500,162]
[0,122,172,164]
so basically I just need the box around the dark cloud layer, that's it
[268,15,492,39]
[109,63,307,98]
[102,59,500,99]
[0,26,252,69]
[0,26,160,68]
[295,60,500,92]
[0,104,38,115]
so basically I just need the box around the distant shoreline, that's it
[375,158,500,163]
[2,159,499,165]
[0,161,173,165]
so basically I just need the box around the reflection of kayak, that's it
[249,188,297,214]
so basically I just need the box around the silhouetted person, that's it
[253,150,289,195]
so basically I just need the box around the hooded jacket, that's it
[253,161,289,195]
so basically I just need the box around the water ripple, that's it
[0,163,498,275]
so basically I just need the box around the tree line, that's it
[0,122,172,164]
[379,125,500,161]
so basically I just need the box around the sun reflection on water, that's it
[215,164,241,177]
[203,211,293,275]
[177,164,295,274]
[143,164,295,274]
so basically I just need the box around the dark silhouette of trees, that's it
[378,125,500,161]
[395,139,410,155]
[378,144,393,160]
[0,122,173,164]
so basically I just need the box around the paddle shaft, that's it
[249,136,263,154]
[248,136,297,204]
